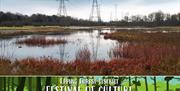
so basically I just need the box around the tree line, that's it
[0,11,180,27]
[110,11,180,27]
[0,12,103,26]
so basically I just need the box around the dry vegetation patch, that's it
[16,37,67,47]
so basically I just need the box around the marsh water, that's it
[0,29,119,61]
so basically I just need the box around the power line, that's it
[179,0,180,13]
[0,0,1,11]
[57,0,68,17]
[89,0,101,22]
[110,12,112,21]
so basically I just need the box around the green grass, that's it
[0,26,68,38]
[0,26,65,30]
[123,81,179,91]
[155,27,180,31]
[0,26,34,30]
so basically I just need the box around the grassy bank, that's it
[104,30,180,43]
[1,26,180,38]
[0,26,64,30]
[0,26,74,39]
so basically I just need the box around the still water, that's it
[0,29,118,61]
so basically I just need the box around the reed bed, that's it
[104,31,180,44]
[110,42,180,75]
[0,58,12,75]
[75,47,91,61]
[16,37,67,47]
[1,41,180,75]
[0,57,178,75]
[0,42,179,75]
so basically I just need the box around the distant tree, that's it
[148,13,154,22]
[0,11,179,27]
[178,13,180,23]
[143,16,149,22]
[124,16,129,22]
[171,15,178,25]
[154,11,165,25]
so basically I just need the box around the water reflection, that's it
[0,39,15,59]
[109,42,129,59]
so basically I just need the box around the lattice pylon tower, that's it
[89,0,101,22]
[57,0,68,16]
[114,4,118,21]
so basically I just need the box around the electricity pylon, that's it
[89,0,101,22]
[57,0,68,16]
[114,4,118,21]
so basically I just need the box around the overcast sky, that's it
[0,0,179,21]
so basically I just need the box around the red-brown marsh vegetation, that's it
[104,30,180,43]
[106,30,180,75]
[0,58,12,75]
[0,42,179,75]
[16,37,67,47]
[1,29,180,75]
[110,42,180,75]
[0,57,178,75]
[75,47,91,61]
